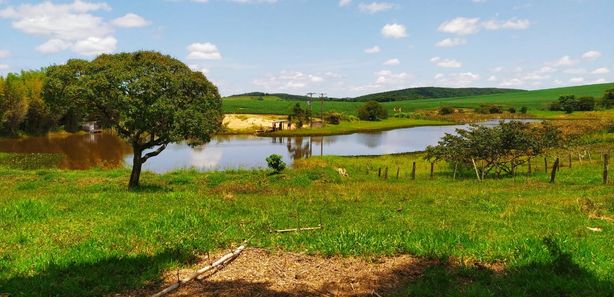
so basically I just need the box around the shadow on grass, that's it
[0,249,196,297]
[1,238,612,297]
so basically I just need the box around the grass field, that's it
[223,83,614,116]
[0,143,613,296]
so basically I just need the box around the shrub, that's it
[357,101,388,121]
[602,89,614,109]
[323,111,342,125]
[577,96,596,111]
[520,106,528,114]
[508,107,516,114]
[475,105,503,114]
[266,154,286,174]
[438,106,455,115]
[549,102,562,111]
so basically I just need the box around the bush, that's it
[602,89,614,109]
[577,96,596,111]
[323,111,342,125]
[549,102,562,111]
[520,106,528,114]
[266,154,286,174]
[475,105,503,114]
[357,101,388,121]
[438,106,455,115]
[508,107,516,114]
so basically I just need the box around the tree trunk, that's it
[129,147,143,189]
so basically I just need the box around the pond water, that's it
[0,120,538,173]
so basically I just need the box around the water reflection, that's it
[0,120,542,173]
[0,133,131,169]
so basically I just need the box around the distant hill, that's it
[351,87,526,102]
[229,87,525,102]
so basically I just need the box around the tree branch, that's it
[142,144,167,163]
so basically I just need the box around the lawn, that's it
[0,145,613,296]
[223,83,614,116]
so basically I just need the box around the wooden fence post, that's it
[568,153,572,169]
[453,163,458,180]
[396,167,400,179]
[544,157,548,174]
[528,158,532,174]
[378,167,381,178]
[471,158,482,181]
[550,158,560,183]
[384,167,388,179]
[604,154,609,185]
[411,162,416,180]
[430,162,435,179]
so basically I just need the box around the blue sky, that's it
[0,0,613,97]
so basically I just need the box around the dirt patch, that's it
[127,248,441,297]
[223,114,287,132]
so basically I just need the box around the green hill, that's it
[352,87,526,102]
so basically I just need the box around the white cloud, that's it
[112,13,150,28]
[339,0,352,6]
[193,0,278,3]
[188,64,209,74]
[563,68,586,74]
[551,55,577,67]
[582,50,601,60]
[482,18,530,30]
[591,67,610,74]
[0,0,116,56]
[0,64,9,71]
[430,57,462,68]
[438,17,530,36]
[36,39,72,54]
[487,75,497,82]
[499,78,523,87]
[569,77,585,84]
[252,71,327,91]
[0,50,10,58]
[434,72,480,87]
[187,42,222,60]
[359,2,395,14]
[72,36,118,56]
[381,23,407,39]
[364,45,381,54]
[438,17,481,35]
[383,58,400,66]
[435,37,467,47]
[591,78,607,84]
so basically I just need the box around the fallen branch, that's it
[272,225,323,233]
[151,243,246,297]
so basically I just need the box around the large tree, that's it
[45,51,223,188]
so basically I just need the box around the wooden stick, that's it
[453,163,458,180]
[568,153,572,169]
[396,167,400,179]
[384,167,388,179]
[273,225,323,233]
[378,167,381,178]
[550,158,560,183]
[544,157,548,174]
[430,162,435,179]
[604,153,609,185]
[527,158,532,175]
[411,162,416,180]
[471,158,481,181]
[152,244,246,297]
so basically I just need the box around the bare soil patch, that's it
[125,248,442,297]
[223,114,287,132]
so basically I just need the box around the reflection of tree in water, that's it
[0,133,132,169]
[355,132,383,148]
[286,137,312,160]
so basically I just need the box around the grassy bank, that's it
[0,145,613,296]
[267,118,452,136]
[223,83,614,116]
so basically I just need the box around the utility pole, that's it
[319,93,326,127]
[306,92,316,128]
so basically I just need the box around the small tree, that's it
[520,106,528,114]
[323,111,342,125]
[357,101,388,121]
[45,51,223,188]
[438,106,455,115]
[508,107,517,114]
[266,154,286,174]
[602,89,614,109]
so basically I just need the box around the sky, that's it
[0,0,613,97]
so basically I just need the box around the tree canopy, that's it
[44,51,223,188]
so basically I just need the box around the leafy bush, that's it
[438,106,455,115]
[357,101,388,121]
[602,89,614,109]
[508,107,516,114]
[266,154,286,174]
[520,106,528,114]
[425,121,561,177]
[549,102,562,111]
[393,112,413,119]
[323,111,342,125]
[475,105,503,114]
[553,95,595,113]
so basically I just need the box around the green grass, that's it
[0,146,613,296]
[268,118,452,136]
[223,83,614,116]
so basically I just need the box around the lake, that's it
[0,120,536,173]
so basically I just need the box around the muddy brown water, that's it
[0,120,537,173]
